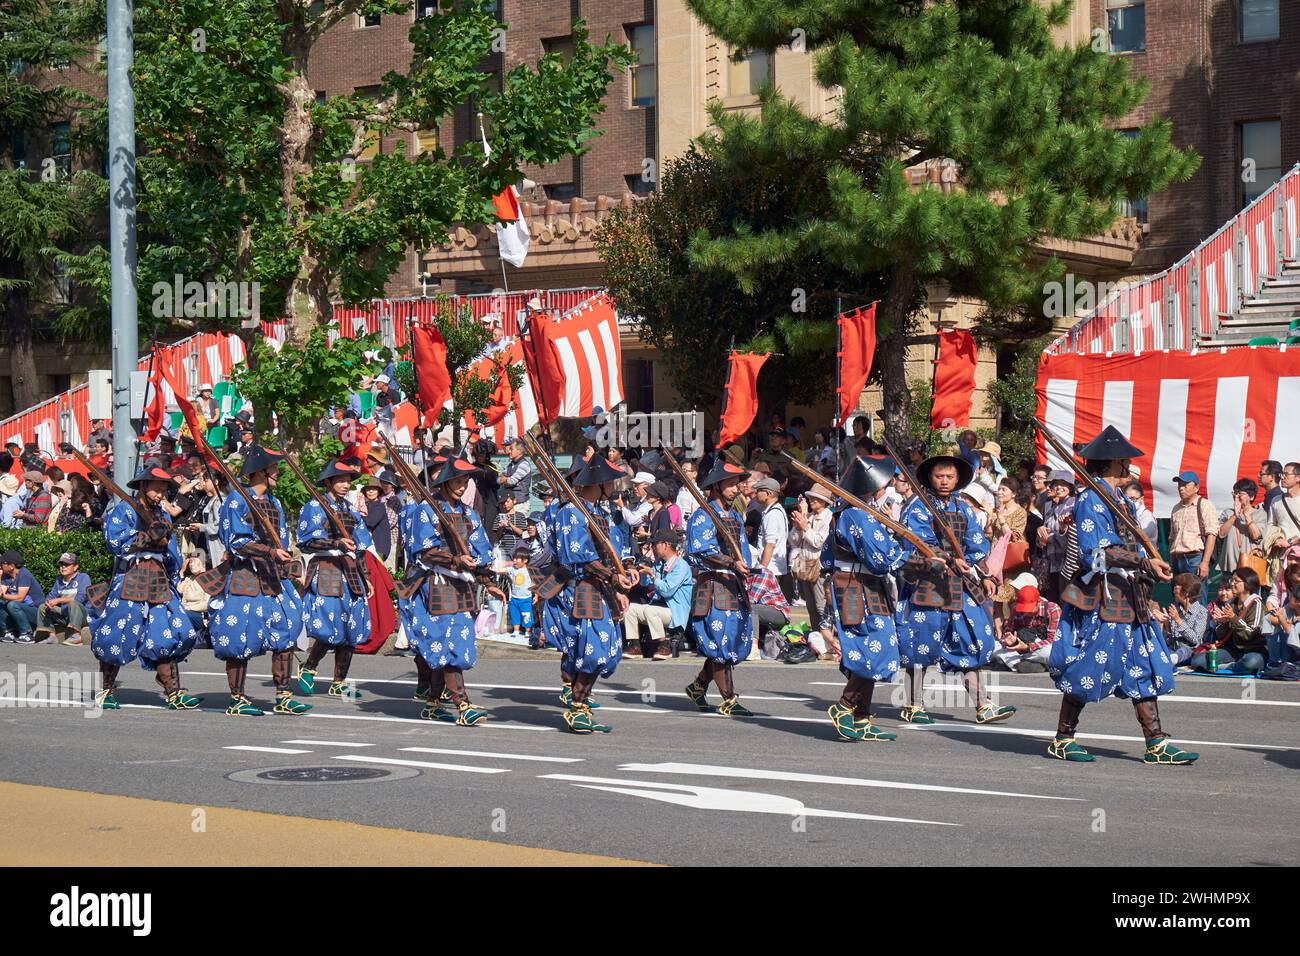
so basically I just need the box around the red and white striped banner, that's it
[530,291,623,421]
[1037,348,1300,514]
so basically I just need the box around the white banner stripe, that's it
[205,344,221,384]
[1101,380,1134,437]
[597,318,622,408]
[576,328,606,413]
[229,336,246,365]
[518,378,539,430]
[1151,379,1190,516]
[1205,377,1250,508]
[1269,377,1300,465]
[1042,378,1077,473]
[554,338,583,417]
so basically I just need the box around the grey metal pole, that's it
[108,0,139,487]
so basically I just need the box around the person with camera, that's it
[623,528,693,660]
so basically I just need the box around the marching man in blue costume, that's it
[683,459,756,718]
[89,465,200,711]
[1047,426,1198,764]
[824,456,909,742]
[295,456,373,697]
[554,455,639,733]
[394,455,497,726]
[899,453,1017,725]
[204,447,309,716]
[395,455,444,706]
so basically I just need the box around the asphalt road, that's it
[1,641,1296,866]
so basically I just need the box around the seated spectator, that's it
[177,554,211,649]
[36,552,91,645]
[1150,573,1210,666]
[13,470,51,528]
[1195,567,1267,674]
[505,547,534,640]
[0,550,45,643]
[88,438,111,470]
[1262,563,1300,667]
[624,528,692,660]
[45,479,72,532]
[993,575,1060,673]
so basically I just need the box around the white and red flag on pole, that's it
[480,117,530,268]
[1036,349,1300,513]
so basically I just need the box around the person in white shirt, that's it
[752,476,791,596]
[789,485,834,636]
[621,471,655,530]
[1122,480,1159,542]
[675,458,700,521]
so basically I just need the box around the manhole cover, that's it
[227,765,420,785]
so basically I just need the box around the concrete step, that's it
[1196,339,1295,349]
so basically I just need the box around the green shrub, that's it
[0,529,114,588]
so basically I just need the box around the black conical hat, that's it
[429,455,486,487]
[565,454,590,479]
[1077,425,1144,461]
[240,446,284,478]
[840,455,895,499]
[699,459,749,489]
[572,455,622,487]
[318,456,364,483]
[127,465,175,490]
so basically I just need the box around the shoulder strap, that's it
[1282,495,1300,531]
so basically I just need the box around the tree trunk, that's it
[0,256,42,413]
[876,268,919,448]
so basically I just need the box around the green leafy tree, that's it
[984,334,1053,468]
[63,0,633,362]
[597,144,897,414]
[0,0,106,410]
[681,0,1198,444]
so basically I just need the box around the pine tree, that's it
[0,0,105,411]
[682,0,1198,443]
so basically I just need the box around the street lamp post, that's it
[107,0,139,487]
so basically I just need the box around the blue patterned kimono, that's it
[824,507,907,682]
[1049,480,1176,702]
[89,501,195,669]
[684,501,754,664]
[900,496,996,672]
[296,494,373,647]
[555,500,621,678]
[397,498,492,670]
[541,499,571,653]
[207,492,304,660]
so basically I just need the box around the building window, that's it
[52,121,72,177]
[543,35,575,64]
[728,48,772,97]
[628,24,656,108]
[51,261,71,305]
[357,11,381,28]
[315,90,327,106]
[1118,130,1148,225]
[1240,120,1282,207]
[415,128,439,155]
[1106,0,1144,53]
[10,128,25,170]
[547,182,578,202]
[416,0,439,17]
[1242,0,1280,42]
[624,174,654,196]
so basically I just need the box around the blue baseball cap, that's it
[1173,470,1200,484]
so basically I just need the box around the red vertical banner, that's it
[718,351,770,448]
[837,302,877,424]
[931,329,978,429]
[143,357,166,443]
[411,326,452,426]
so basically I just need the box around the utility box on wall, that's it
[86,370,113,420]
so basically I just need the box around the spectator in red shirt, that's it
[994,574,1061,673]
[88,438,111,470]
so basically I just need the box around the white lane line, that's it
[899,723,1300,752]
[617,762,1081,802]
[224,745,311,755]
[332,755,509,775]
[304,712,555,732]
[181,672,812,703]
[281,740,374,748]
[807,681,1300,707]
[401,747,582,764]
[539,774,958,827]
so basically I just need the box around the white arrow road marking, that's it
[305,712,554,732]
[539,774,957,826]
[331,755,510,774]
[224,746,311,755]
[401,747,582,764]
[616,762,1082,801]
[898,723,1300,752]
